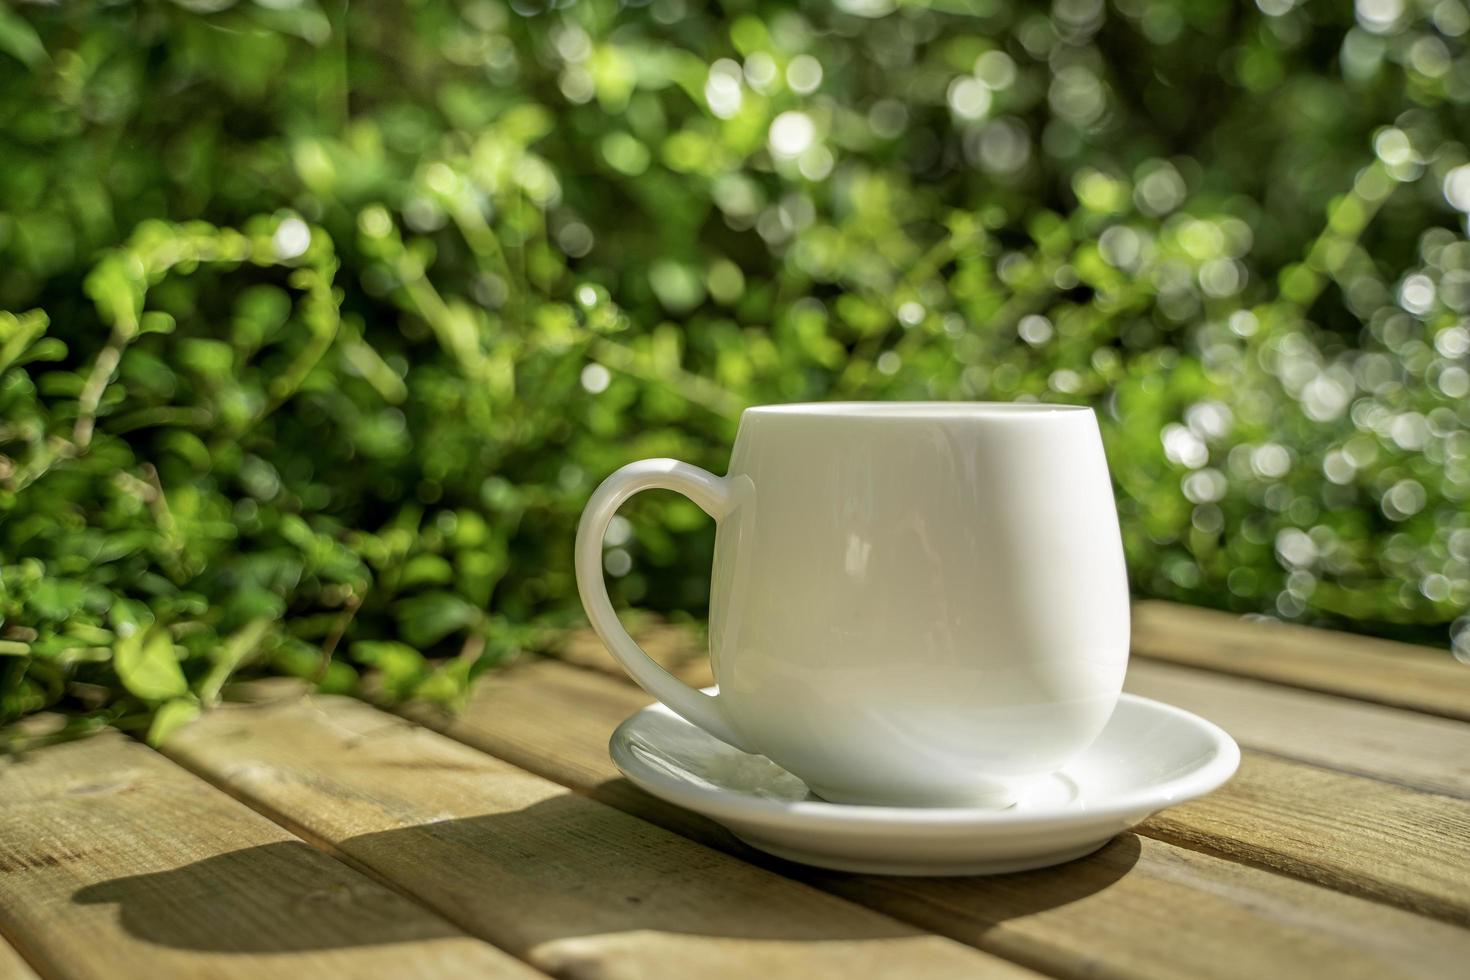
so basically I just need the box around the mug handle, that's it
[574,458,755,752]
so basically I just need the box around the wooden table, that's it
[3,600,1468,979]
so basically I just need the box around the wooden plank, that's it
[560,605,1470,721]
[555,602,1470,725]
[556,624,707,685]
[1142,752,1470,925]
[557,622,1470,801]
[1131,600,1470,721]
[0,937,38,980]
[0,731,534,980]
[405,659,1470,980]
[551,641,1470,925]
[556,620,707,681]
[162,693,1029,980]
[1125,659,1470,798]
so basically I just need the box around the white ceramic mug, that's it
[575,402,1130,807]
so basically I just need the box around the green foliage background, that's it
[2,0,1469,738]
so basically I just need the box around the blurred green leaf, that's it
[0,7,46,70]
[395,593,480,648]
[115,628,188,702]
[146,697,201,746]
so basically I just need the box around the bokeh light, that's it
[2,0,1469,729]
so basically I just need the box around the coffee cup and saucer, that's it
[576,402,1239,875]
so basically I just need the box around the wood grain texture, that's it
[1143,751,1470,925]
[163,693,1027,980]
[1131,600,1470,721]
[0,730,534,980]
[404,659,1470,980]
[1126,659,1470,798]
[0,937,38,980]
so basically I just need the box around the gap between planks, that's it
[160,693,1033,980]
[389,659,1470,980]
[0,727,538,980]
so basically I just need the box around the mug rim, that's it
[743,401,1092,420]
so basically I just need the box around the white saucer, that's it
[609,691,1239,876]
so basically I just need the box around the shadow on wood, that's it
[71,839,467,954]
[584,774,1147,922]
[71,792,1138,954]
